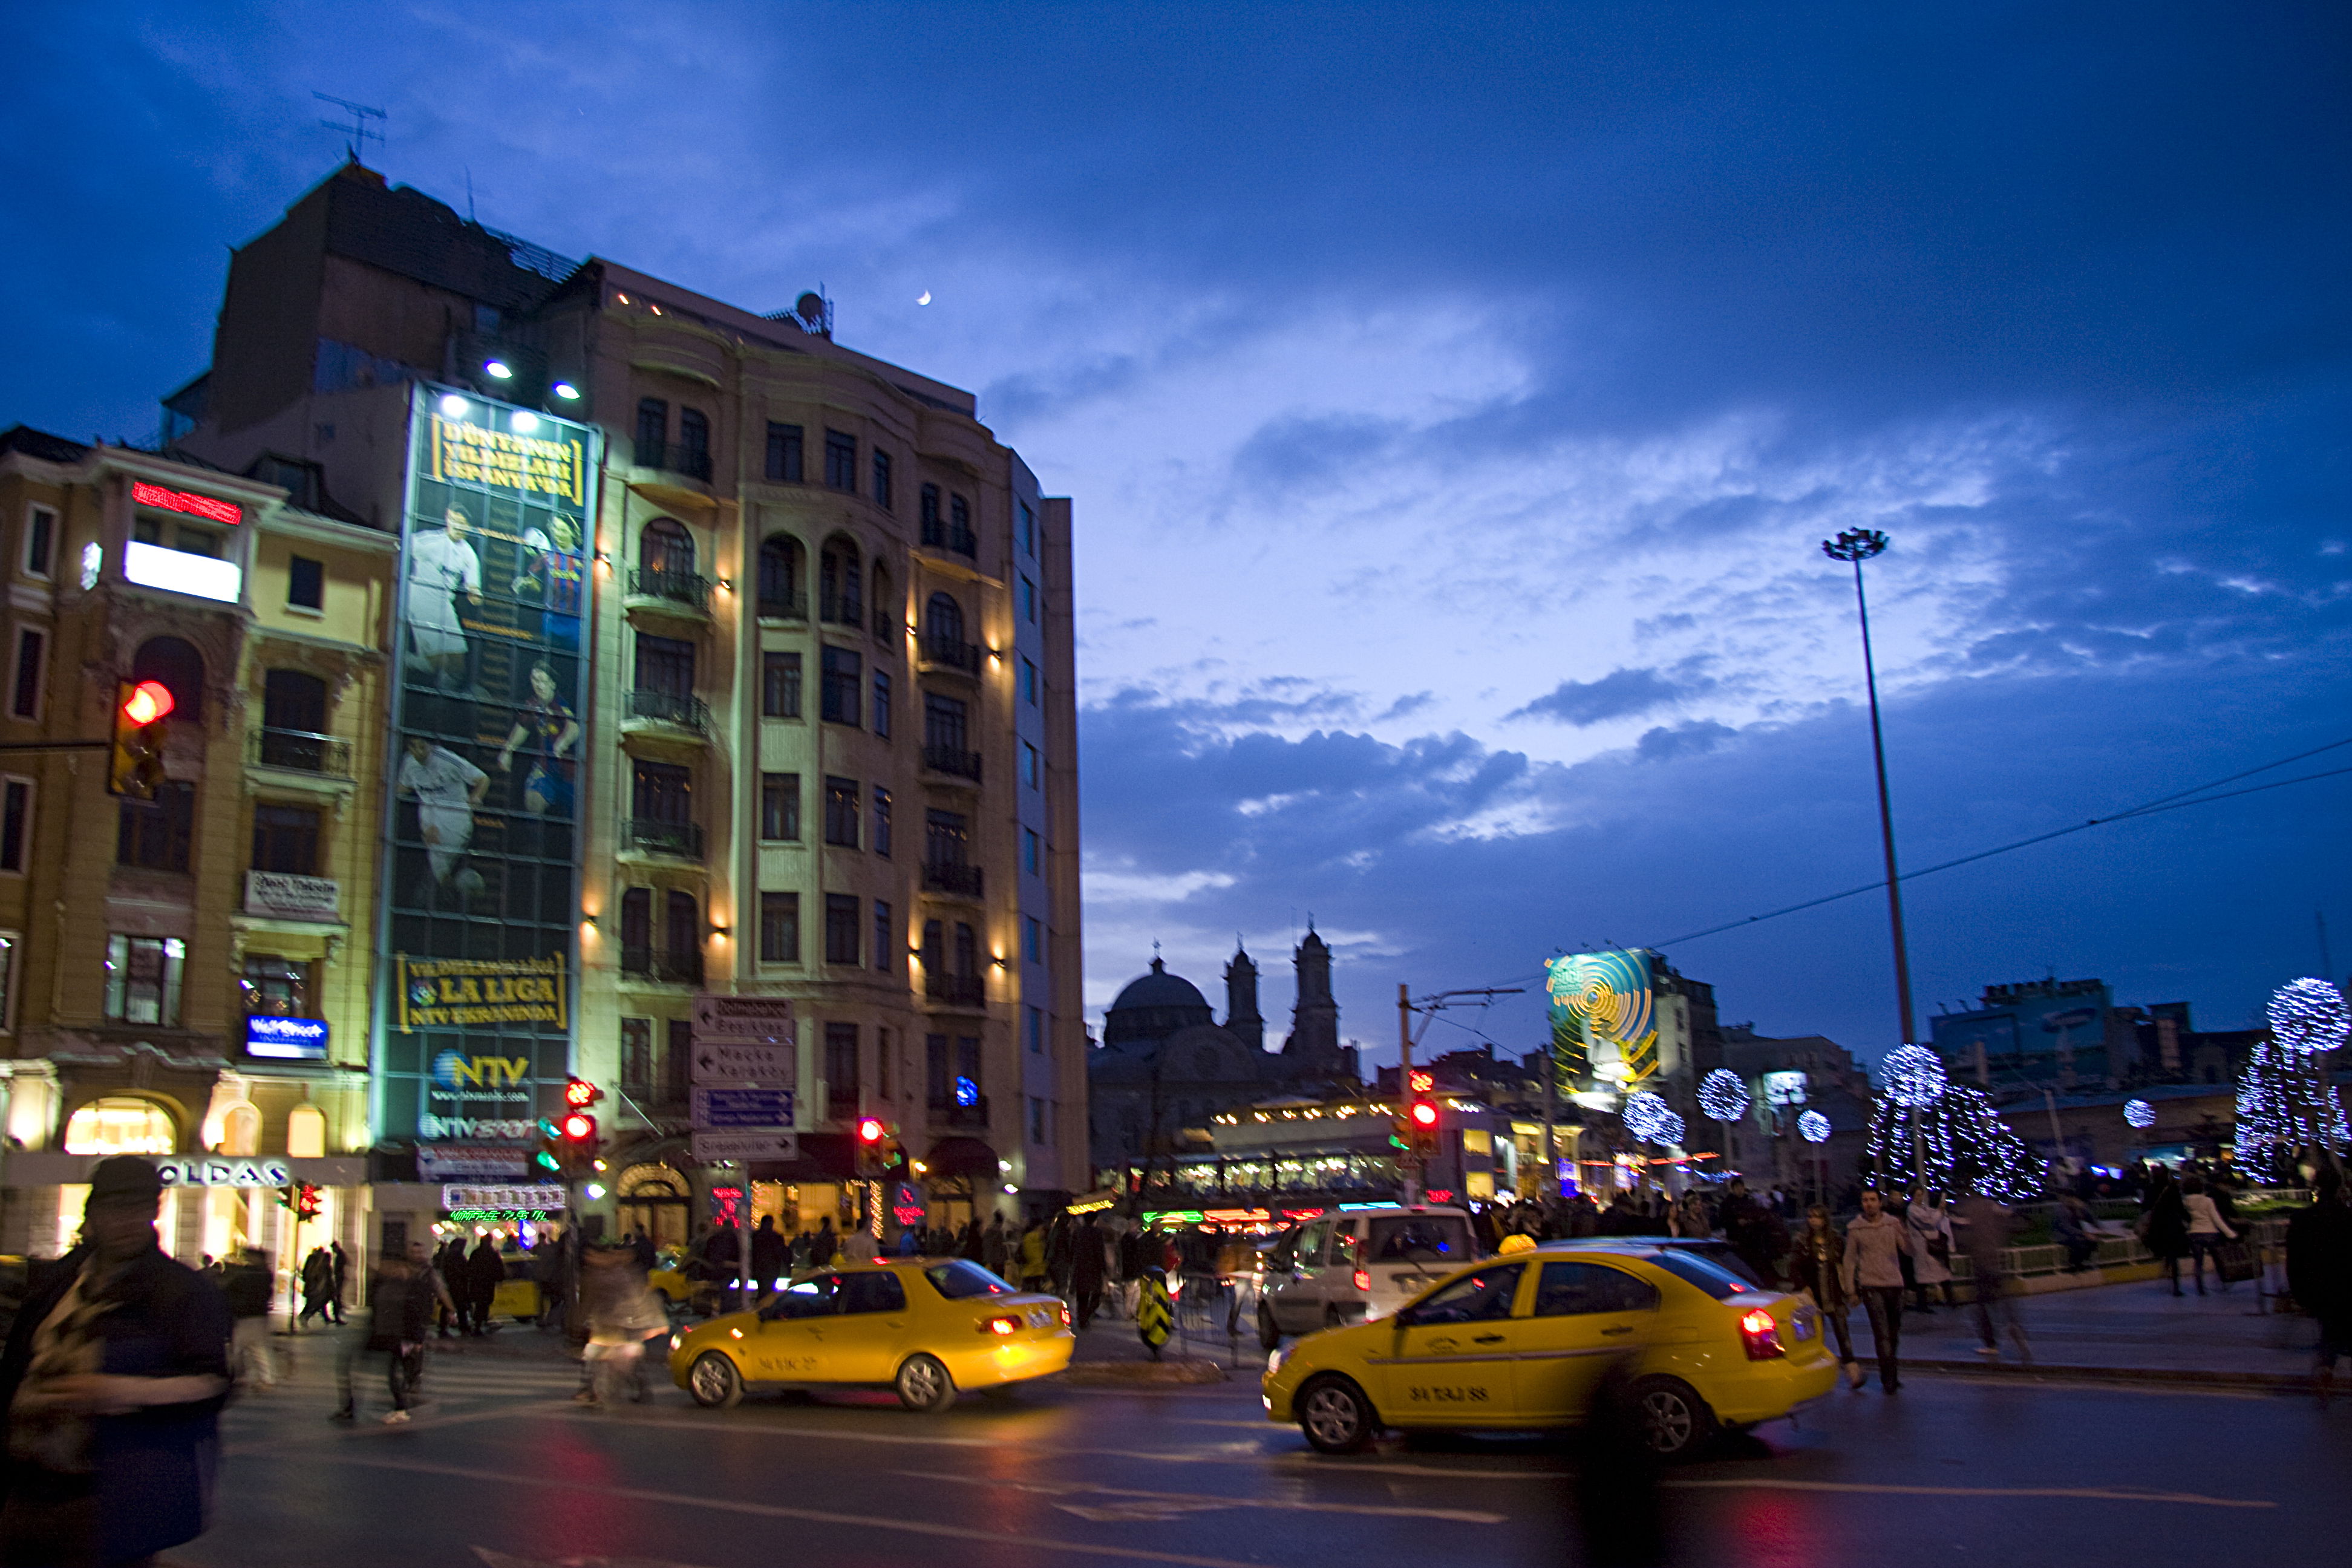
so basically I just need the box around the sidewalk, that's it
[1892,1269,2325,1388]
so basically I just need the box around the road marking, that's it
[323,1455,1272,1568]
[1664,1479,2277,1510]
[887,1466,1508,1524]
[222,1400,581,1457]
[540,1409,1285,1467]
[1928,1374,2269,1400]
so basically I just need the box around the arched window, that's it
[871,564,894,639]
[286,1104,327,1159]
[641,518,694,577]
[64,1096,177,1155]
[218,1103,261,1156]
[757,534,806,618]
[260,668,330,769]
[132,636,205,724]
[819,536,862,626]
[925,592,965,645]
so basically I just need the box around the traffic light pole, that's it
[1397,984,1420,1206]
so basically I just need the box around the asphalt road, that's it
[177,1330,2352,1568]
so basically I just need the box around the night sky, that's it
[4,4,2345,1071]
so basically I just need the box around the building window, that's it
[871,671,891,739]
[1024,916,1044,965]
[949,494,975,557]
[921,918,944,976]
[765,422,803,483]
[1030,1097,1048,1146]
[954,921,979,979]
[119,780,195,872]
[0,778,30,874]
[926,1034,950,1108]
[872,449,893,511]
[62,1096,175,1155]
[823,776,860,848]
[819,537,862,625]
[925,808,969,869]
[760,773,800,841]
[1019,575,1037,624]
[758,534,806,618]
[635,398,668,458]
[759,892,800,963]
[820,647,861,726]
[1019,500,1035,558]
[872,787,892,857]
[1027,1005,1044,1054]
[634,633,696,705]
[640,518,696,578]
[622,1017,653,1096]
[22,506,56,580]
[8,629,43,720]
[824,430,857,492]
[825,1022,860,1119]
[919,484,942,548]
[1020,656,1039,707]
[762,650,803,718]
[251,803,321,875]
[1022,742,1041,790]
[871,565,895,641]
[287,554,324,611]
[630,759,694,830]
[874,901,894,974]
[240,953,312,1018]
[956,1034,982,1103]
[0,933,16,1031]
[677,407,711,475]
[825,893,860,965]
[1023,828,1040,878]
[105,934,186,1025]
[923,691,968,753]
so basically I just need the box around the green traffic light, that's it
[534,1151,561,1171]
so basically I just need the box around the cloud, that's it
[1514,663,1717,726]
[1636,720,1739,762]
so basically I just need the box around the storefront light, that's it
[438,394,469,417]
[483,360,513,380]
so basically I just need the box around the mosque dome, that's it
[1103,957,1216,1047]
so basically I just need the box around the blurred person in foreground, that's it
[1951,1165,2031,1363]
[0,1156,231,1566]
[2286,1165,2352,1408]
[337,1245,436,1426]
[1572,1348,1667,1567]
[577,1245,668,1406]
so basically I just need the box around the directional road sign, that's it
[691,1130,799,1163]
[690,1039,794,1086]
[690,1086,795,1129]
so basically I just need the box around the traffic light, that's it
[1408,1094,1440,1161]
[108,680,174,800]
[564,1077,603,1110]
[855,1116,887,1177]
[560,1108,598,1145]
[295,1183,321,1221]
[533,1116,564,1175]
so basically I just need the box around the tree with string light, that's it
[1862,1057,2041,1200]
[2234,978,2349,1183]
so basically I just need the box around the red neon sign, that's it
[131,480,241,526]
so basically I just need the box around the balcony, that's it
[622,688,711,737]
[919,520,979,560]
[922,745,982,783]
[917,635,981,676]
[620,946,705,985]
[921,861,984,899]
[625,567,712,621]
[933,1096,990,1131]
[924,972,988,1008]
[246,727,354,779]
[621,817,705,861]
[632,437,713,482]
[757,589,809,621]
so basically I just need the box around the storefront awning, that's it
[923,1137,999,1179]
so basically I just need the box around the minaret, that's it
[1224,944,1264,1052]
[1284,924,1341,1063]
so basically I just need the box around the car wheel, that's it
[687,1351,743,1410]
[1630,1377,1716,1459]
[896,1353,958,1414]
[1296,1375,1377,1455]
[1258,1304,1283,1351]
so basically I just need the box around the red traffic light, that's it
[122,680,175,727]
[1410,1101,1439,1128]
[563,1077,601,1108]
[856,1116,886,1145]
[1408,1070,1434,1094]
[560,1111,596,1142]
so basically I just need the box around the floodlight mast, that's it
[1822,527,1918,1053]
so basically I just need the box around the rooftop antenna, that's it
[313,93,387,162]
[465,167,478,223]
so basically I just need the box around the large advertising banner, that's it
[1545,949,1660,1091]
[378,385,598,1146]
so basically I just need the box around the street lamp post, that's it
[1821,527,1917,1051]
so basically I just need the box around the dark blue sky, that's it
[4,3,2345,1066]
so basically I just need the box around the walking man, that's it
[2287,1165,2352,1407]
[1953,1165,2031,1362]
[1070,1214,1107,1331]
[223,1247,276,1390]
[1840,1188,1909,1393]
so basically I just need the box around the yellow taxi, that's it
[1262,1239,1837,1457]
[668,1256,1074,1413]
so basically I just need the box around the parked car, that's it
[1257,1205,1479,1348]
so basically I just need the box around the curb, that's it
[1055,1358,1230,1388]
[1909,1357,2313,1391]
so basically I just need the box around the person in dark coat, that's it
[749,1217,788,1290]
[2140,1168,2192,1294]
[436,1236,471,1336]
[2287,1165,2352,1407]
[327,1240,350,1325]
[0,1156,232,1565]
[298,1247,334,1327]
[1069,1217,1108,1330]
[467,1238,507,1334]
[810,1219,838,1269]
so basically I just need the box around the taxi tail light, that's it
[1739,1307,1785,1360]
[1353,1269,1371,1292]
[981,1315,1021,1336]
[1057,1302,1072,1328]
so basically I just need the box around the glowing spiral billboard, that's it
[1546,948,1660,1088]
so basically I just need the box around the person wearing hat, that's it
[0,1154,232,1565]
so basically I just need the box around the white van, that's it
[1255,1205,1480,1348]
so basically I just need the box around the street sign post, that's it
[691,1130,799,1163]
[688,996,796,1303]
[691,994,795,1044]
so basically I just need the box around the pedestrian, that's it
[2180,1174,2239,1296]
[223,1247,276,1391]
[1840,1188,1908,1393]
[2053,1191,2099,1273]
[468,1235,506,1334]
[1952,1166,2030,1362]
[328,1240,350,1325]
[416,1238,461,1344]
[578,1244,668,1406]
[1070,1215,1106,1330]
[1902,1187,1956,1312]
[349,1245,434,1424]
[842,1222,877,1263]
[982,1215,1010,1278]
[1786,1205,1864,1390]
[1017,1222,1048,1292]
[750,1216,788,1289]
[2285,1165,2352,1407]
[435,1235,469,1336]
[810,1218,838,1268]
[299,1246,333,1327]
[0,1156,233,1566]
[1047,1215,1076,1298]
[2140,1166,2191,1295]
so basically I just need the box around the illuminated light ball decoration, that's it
[2123,1099,2155,1130]
[1864,1081,2039,1200]
[1881,1044,1949,1108]
[1699,1068,1751,1123]
[1798,1109,1832,1144]
[2267,978,2350,1056]
[1650,1109,1687,1148]
[1621,1089,1671,1142]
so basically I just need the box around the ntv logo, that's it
[430,1050,532,1092]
